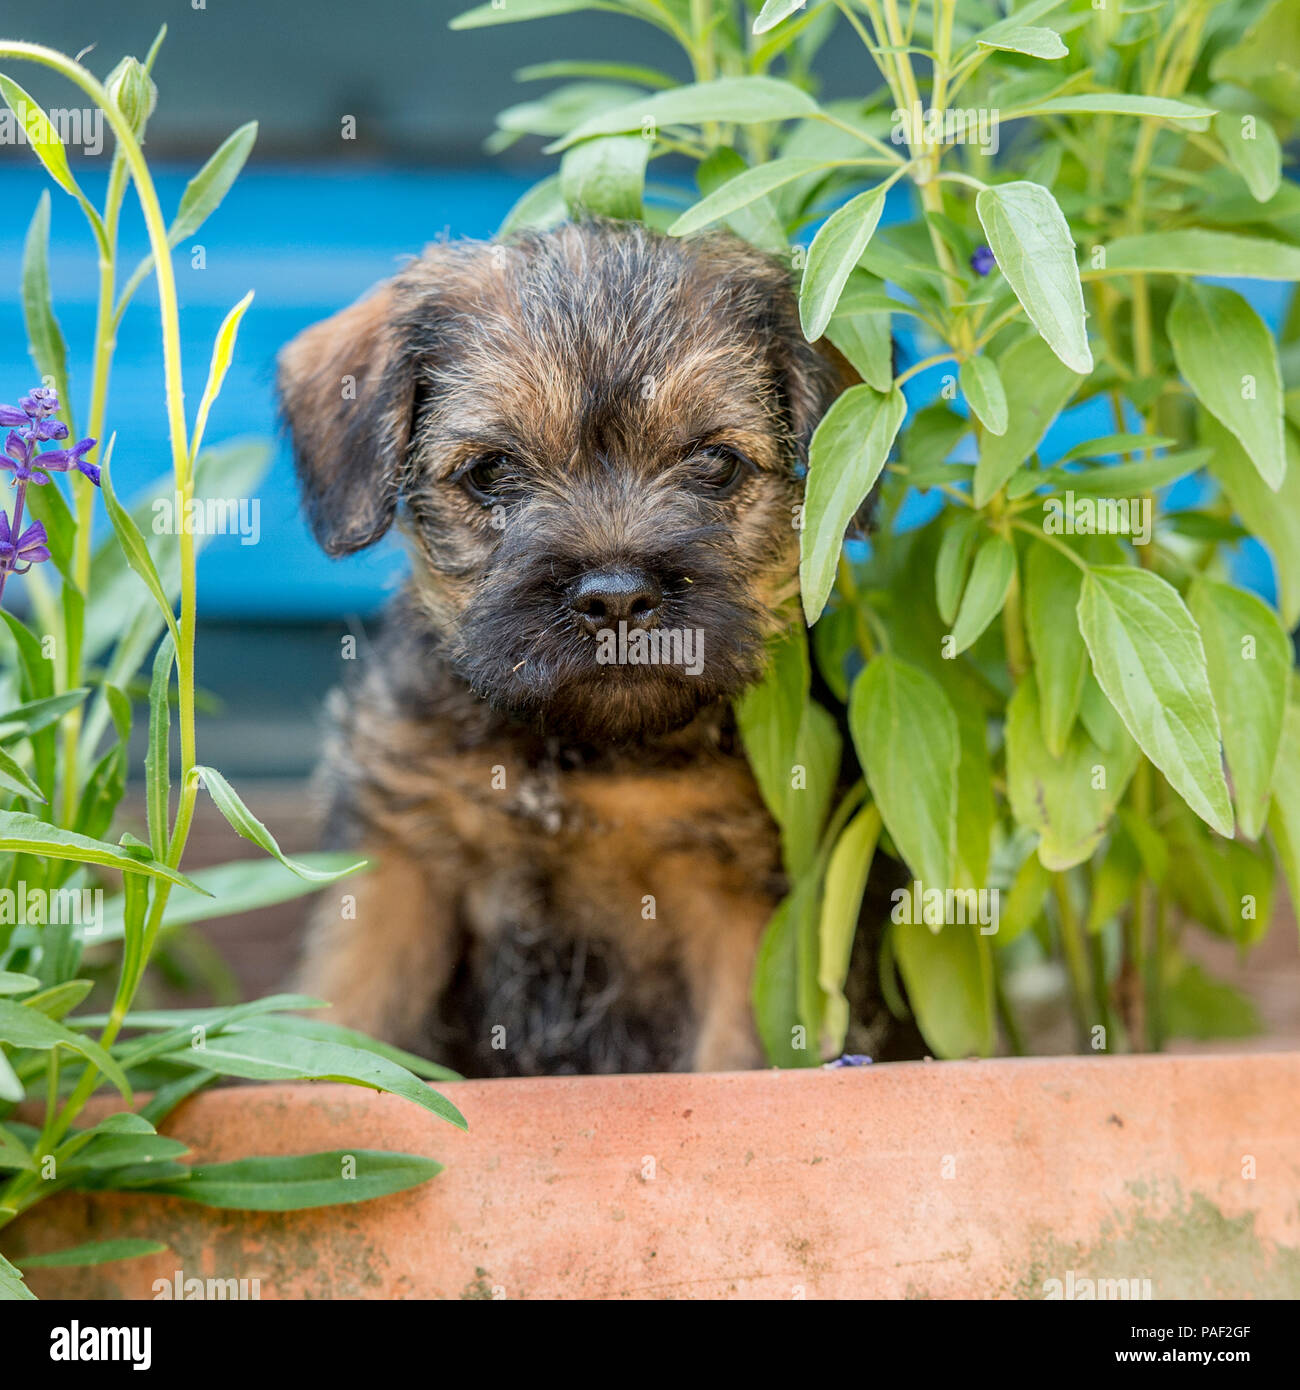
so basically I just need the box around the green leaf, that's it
[189,290,255,465]
[1097,230,1300,281]
[100,450,181,647]
[0,1121,34,1170]
[1211,0,1300,118]
[977,26,1067,59]
[0,76,83,201]
[668,157,829,236]
[20,192,69,426]
[799,185,888,341]
[499,173,567,235]
[1014,94,1214,123]
[754,0,817,34]
[137,1149,443,1210]
[193,766,366,883]
[1006,671,1139,869]
[1077,567,1233,837]
[948,534,1015,656]
[974,333,1083,506]
[976,181,1092,374]
[64,1132,190,1174]
[849,655,959,888]
[1268,705,1300,939]
[22,980,93,1022]
[752,877,820,1068]
[0,972,40,995]
[0,999,132,1102]
[892,921,994,1058]
[1189,579,1289,841]
[934,512,981,627]
[452,0,603,28]
[0,745,44,803]
[817,804,881,1055]
[0,1050,23,1102]
[0,810,202,890]
[18,1239,167,1269]
[145,634,174,861]
[152,1028,466,1129]
[92,853,367,945]
[785,700,841,880]
[170,122,258,246]
[548,76,819,150]
[1164,959,1261,1040]
[800,384,906,622]
[996,850,1053,948]
[1169,282,1284,491]
[1024,540,1088,757]
[515,60,677,89]
[1206,416,1300,628]
[693,145,787,252]
[825,311,892,393]
[0,689,89,741]
[559,134,648,219]
[959,355,1008,436]
[1213,111,1281,203]
[0,1251,35,1300]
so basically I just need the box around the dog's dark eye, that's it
[459,454,516,506]
[690,444,751,498]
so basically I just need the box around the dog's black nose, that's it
[568,567,663,634]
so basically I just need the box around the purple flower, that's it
[40,436,100,486]
[971,245,996,277]
[824,1053,873,1068]
[0,384,101,607]
[0,512,49,569]
[2,429,48,485]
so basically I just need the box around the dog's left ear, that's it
[278,281,416,557]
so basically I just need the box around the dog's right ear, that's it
[278,281,415,557]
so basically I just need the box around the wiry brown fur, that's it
[279,222,869,1075]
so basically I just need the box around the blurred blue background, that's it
[0,2,1292,683]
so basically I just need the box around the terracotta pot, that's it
[7,1053,1300,1299]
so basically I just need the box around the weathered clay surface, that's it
[8,1055,1300,1299]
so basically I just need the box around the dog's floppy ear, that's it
[278,281,415,557]
[781,334,861,453]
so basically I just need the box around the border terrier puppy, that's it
[279,221,857,1076]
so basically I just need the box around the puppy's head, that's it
[279,222,846,741]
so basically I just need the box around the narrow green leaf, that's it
[138,1149,443,1210]
[1024,540,1088,756]
[668,157,828,236]
[548,76,819,150]
[1097,230,1300,281]
[948,534,1015,656]
[959,356,1008,436]
[1189,579,1289,841]
[976,181,1092,374]
[1077,567,1233,836]
[800,384,906,622]
[0,76,81,199]
[0,746,44,803]
[0,1251,35,1300]
[799,185,888,341]
[754,0,817,34]
[1169,282,1284,491]
[452,0,602,29]
[849,655,959,888]
[1016,94,1214,123]
[0,810,201,890]
[1267,705,1300,941]
[20,192,69,420]
[194,766,366,883]
[145,634,174,861]
[170,122,258,245]
[18,1239,167,1269]
[817,803,880,1054]
[100,450,181,647]
[0,999,132,1102]
[0,972,40,995]
[189,290,255,465]
[153,1028,466,1130]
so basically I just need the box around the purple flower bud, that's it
[971,245,996,277]
[824,1053,873,1068]
[0,405,27,428]
[0,512,49,566]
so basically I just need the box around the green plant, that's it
[0,31,464,1301]
[457,0,1300,1062]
